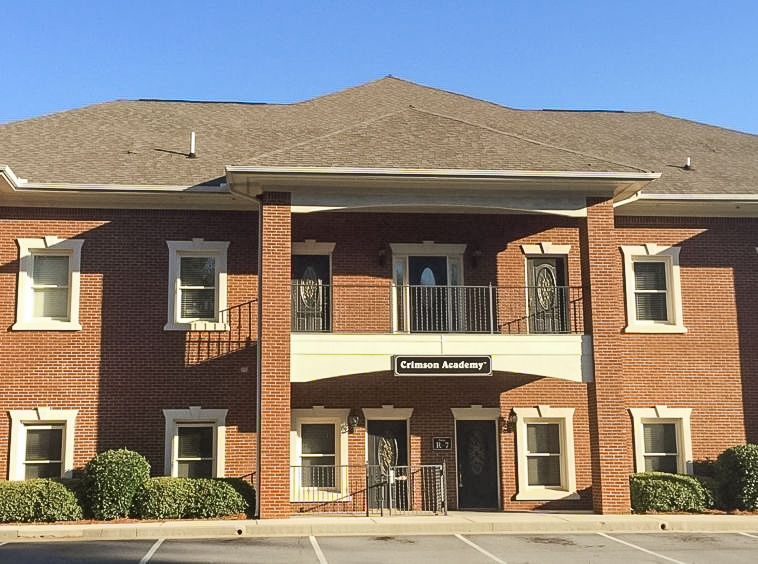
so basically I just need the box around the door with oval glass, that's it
[527,257,568,333]
[367,420,408,510]
[409,256,449,332]
[456,419,499,509]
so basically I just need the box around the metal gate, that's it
[290,463,446,516]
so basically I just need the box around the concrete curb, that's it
[3,513,758,541]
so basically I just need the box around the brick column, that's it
[256,192,292,518]
[580,197,634,513]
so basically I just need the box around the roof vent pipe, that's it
[189,131,197,158]
[684,156,691,170]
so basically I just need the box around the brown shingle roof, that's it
[1,76,755,194]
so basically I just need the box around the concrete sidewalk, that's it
[3,511,758,541]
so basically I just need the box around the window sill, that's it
[624,323,687,334]
[164,321,229,332]
[515,488,580,501]
[12,320,82,331]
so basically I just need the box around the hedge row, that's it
[0,448,254,523]
[631,444,758,513]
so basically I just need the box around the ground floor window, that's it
[175,424,214,478]
[163,407,227,478]
[513,406,578,500]
[8,408,78,480]
[290,407,349,501]
[630,406,692,474]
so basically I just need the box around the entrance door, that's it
[367,420,408,510]
[527,257,568,333]
[456,420,499,509]
[409,256,448,332]
[292,255,330,331]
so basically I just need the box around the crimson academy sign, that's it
[394,355,492,376]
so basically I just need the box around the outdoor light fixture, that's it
[377,247,387,266]
[503,410,518,433]
[341,413,363,433]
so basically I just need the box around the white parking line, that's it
[310,535,328,564]
[454,534,508,564]
[597,532,688,564]
[139,538,165,564]
[739,532,758,539]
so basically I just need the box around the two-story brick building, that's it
[1,77,757,517]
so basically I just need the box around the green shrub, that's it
[630,472,711,513]
[85,448,150,520]
[715,444,758,510]
[222,478,256,518]
[0,479,83,523]
[133,477,247,519]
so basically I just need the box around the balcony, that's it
[290,283,593,384]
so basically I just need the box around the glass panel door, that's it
[527,257,568,333]
[409,256,448,332]
[292,255,331,332]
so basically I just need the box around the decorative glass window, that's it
[630,406,693,474]
[513,406,578,500]
[14,237,84,331]
[165,240,229,331]
[621,245,686,333]
[163,407,227,477]
[8,408,78,480]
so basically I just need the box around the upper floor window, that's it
[165,240,229,331]
[13,237,84,331]
[621,244,686,333]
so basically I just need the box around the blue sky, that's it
[2,1,756,134]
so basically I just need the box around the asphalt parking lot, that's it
[3,532,758,564]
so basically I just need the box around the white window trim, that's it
[621,244,686,333]
[513,405,579,501]
[8,407,78,480]
[292,240,336,256]
[165,239,229,331]
[630,405,693,474]
[520,242,571,256]
[290,406,350,502]
[13,237,84,331]
[163,406,227,478]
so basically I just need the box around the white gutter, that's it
[226,165,661,181]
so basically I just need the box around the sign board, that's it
[394,355,492,376]
[433,437,452,450]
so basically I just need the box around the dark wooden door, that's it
[367,420,408,509]
[527,257,568,333]
[456,419,499,509]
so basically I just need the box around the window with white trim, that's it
[621,244,686,333]
[630,406,693,474]
[13,237,84,331]
[513,406,578,500]
[8,408,78,480]
[290,407,349,501]
[163,407,227,477]
[165,240,229,331]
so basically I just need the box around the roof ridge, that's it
[408,106,654,173]
[247,108,410,161]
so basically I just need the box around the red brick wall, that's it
[0,207,258,479]
[2,205,755,515]
[256,193,292,518]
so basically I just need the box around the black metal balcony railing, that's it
[291,283,584,335]
[290,464,446,516]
